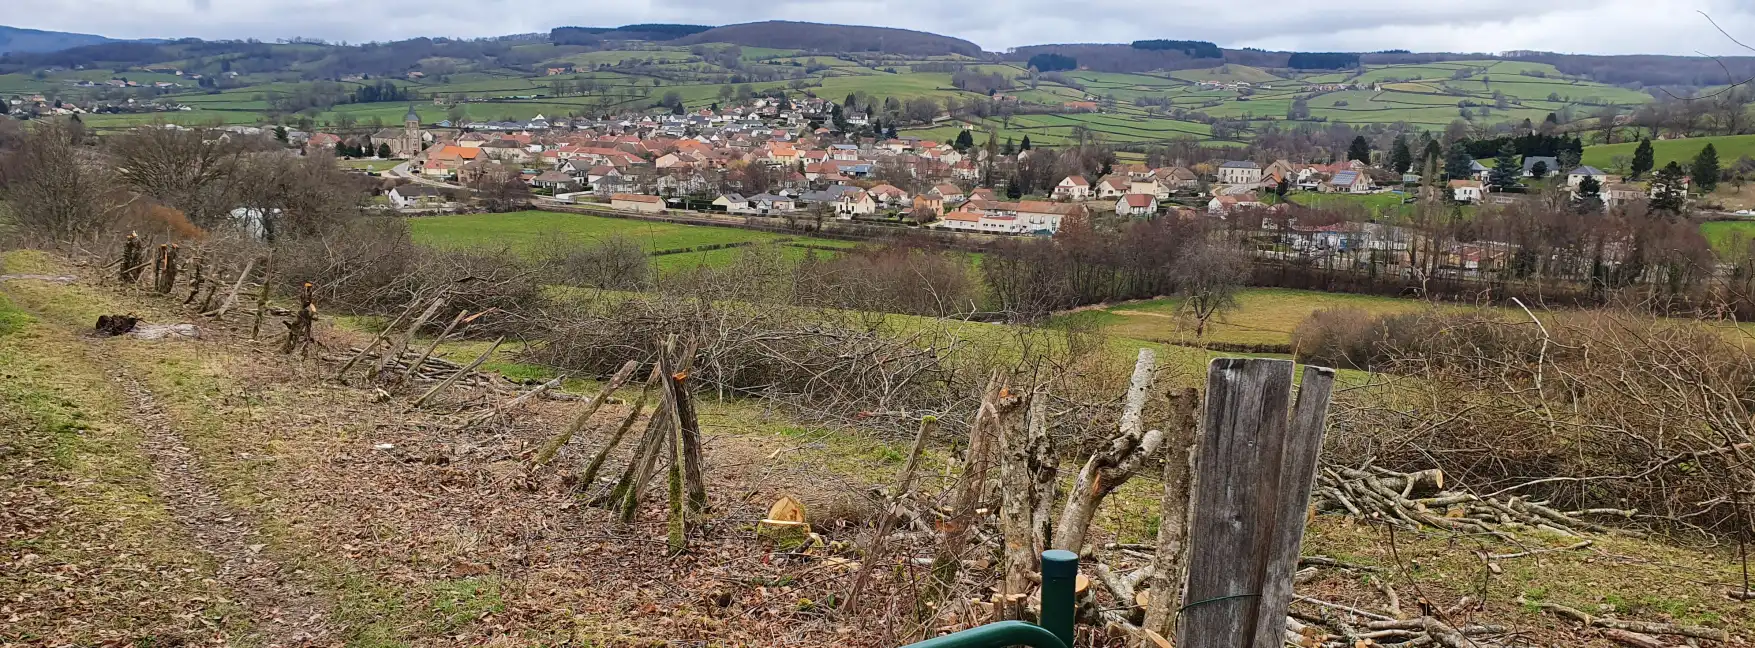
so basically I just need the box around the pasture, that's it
[1582,134,1755,172]
[1054,288,1504,349]
[406,210,856,272]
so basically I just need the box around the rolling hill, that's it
[677,21,983,57]
[0,25,118,55]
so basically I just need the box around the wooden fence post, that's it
[1175,358,1334,648]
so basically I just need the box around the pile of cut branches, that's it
[1314,463,1639,539]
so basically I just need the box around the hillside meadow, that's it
[407,210,857,271]
[1582,134,1755,171]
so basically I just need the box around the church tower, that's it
[401,105,422,158]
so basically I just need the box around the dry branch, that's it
[530,360,639,468]
[411,336,503,408]
[1054,348,1163,554]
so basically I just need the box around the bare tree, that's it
[0,120,125,243]
[1174,243,1249,338]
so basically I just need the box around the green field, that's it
[1054,288,1501,349]
[1702,220,1755,253]
[407,210,855,272]
[1582,134,1755,172]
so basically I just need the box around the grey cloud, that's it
[7,0,1754,55]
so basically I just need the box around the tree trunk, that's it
[663,338,707,512]
[925,373,1009,609]
[1142,387,1201,640]
[120,233,143,283]
[999,387,1055,621]
[1054,348,1163,554]
[182,256,205,304]
[249,250,275,340]
[278,281,317,355]
[156,244,179,294]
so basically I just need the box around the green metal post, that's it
[1039,549,1078,648]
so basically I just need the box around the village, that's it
[221,94,1681,283]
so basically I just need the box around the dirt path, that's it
[99,349,334,647]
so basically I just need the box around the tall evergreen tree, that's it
[1557,146,1581,174]
[1423,140,1442,167]
[1348,135,1372,163]
[1390,135,1413,174]
[1576,175,1602,199]
[1651,161,1688,212]
[1631,138,1655,179]
[274,125,288,143]
[1444,146,1475,180]
[954,129,975,152]
[1693,143,1720,192]
[1002,137,1015,155]
[1421,150,1443,200]
[1488,142,1520,188]
[378,143,391,158]
[1020,135,1032,151]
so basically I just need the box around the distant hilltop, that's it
[551,21,984,58]
[0,25,121,55]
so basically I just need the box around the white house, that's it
[610,193,665,214]
[836,190,877,217]
[1450,179,1484,203]
[1217,160,1263,186]
[1093,176,1129,199]
[1566,166,1610,189]
[387,185,448,209]
[1052,175,1092,200]
[1326,171,1373,194]
[1116,193,1158,216]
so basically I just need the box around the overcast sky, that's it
[10,0,1755,57]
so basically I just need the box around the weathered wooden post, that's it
[1175,358,1334,648]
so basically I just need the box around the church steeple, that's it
[404,105,420,129]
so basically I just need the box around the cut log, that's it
[1602,629,1670,648]
[402,309,470,382]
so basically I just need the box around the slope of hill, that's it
[1581,134,1755,171]
[677,21,983,57]
[0,25,117,55]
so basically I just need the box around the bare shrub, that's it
[795,239,981,316]
[1325,308,1755,536]
[533,233,653,291]
[0,120,125,245]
